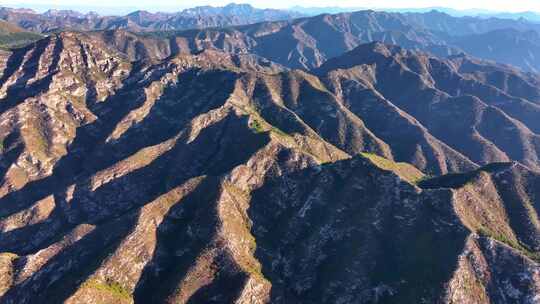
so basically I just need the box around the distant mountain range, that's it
[477,11,540,22]
[0,4,304,33]
[291,6,540,22]
[3,3,540,36]
[56,9,540,74]
[2,5,540,74]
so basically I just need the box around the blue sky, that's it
[1,0,539,13]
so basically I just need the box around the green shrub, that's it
[84,279,131,300]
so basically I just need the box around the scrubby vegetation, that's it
[83,279,132,300]
[360,152,425,184]
[477,227,540,262]
[0,32,43,49]
[417,162,513,189]
[249,119,265,133]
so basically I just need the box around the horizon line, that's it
[1,2,539,15]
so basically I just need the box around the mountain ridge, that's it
[0,4,304,33]
[48,8,540,73]
[3,6,540,73]
[0,17,540,304]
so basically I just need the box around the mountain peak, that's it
[354,41,403,56]
[43,9,85,18]
[127,10,152,16]
[316,42,408,73]
[224,3,255,9]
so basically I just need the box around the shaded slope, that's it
[317,42,540,172]
[0,32,540,304]
[247,154,540,303]
[452,29,540,74]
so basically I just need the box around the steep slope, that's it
[452,29,540,73]
[0,32,346,303]
[402,10,540,35]
[0,19,25,34]
[1,33,540,303]
[0,20,42,49]
[248,158,540,304]
[317,42,540,172]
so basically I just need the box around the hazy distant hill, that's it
[293,5,540,23]
[72,9,540,72]
[0,3,304,33]
[477,11,540,22]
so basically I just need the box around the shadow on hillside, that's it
[0,37,62,183]
[133,177,223,303]
[0,67,238,220]
[0,61,253,301]
[0,108,270,302]
[0,45,29,87]
[0,130,24,181]
[0,35,259,302]
[0,60,150,219]
[0,36,63,115]
[133,116,271,302]
[246,156,469,303]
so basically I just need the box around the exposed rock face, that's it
[1,33,540,303]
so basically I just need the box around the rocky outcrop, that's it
[0,33,540,303]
